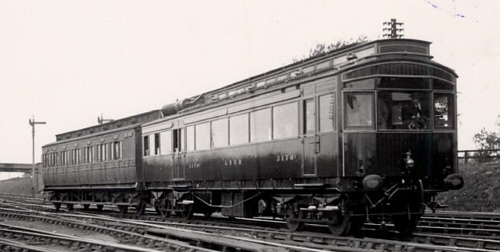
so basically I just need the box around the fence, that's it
[457,149,500,164]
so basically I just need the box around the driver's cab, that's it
[343,77,455,131]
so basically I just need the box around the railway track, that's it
[3,207,488,252]
[0,222,168,252]
[2,195,499,251]
[0,209,288,252]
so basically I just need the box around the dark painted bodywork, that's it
[43,39,460,224]
[344,132,455,190]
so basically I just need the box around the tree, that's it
[473,128,500,150]
[294,35,368,62]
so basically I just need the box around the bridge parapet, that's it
[0,163,33,173]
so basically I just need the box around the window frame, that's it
[159,131,172,155]
[229,113,249,146]
[303,99,316,134]
[143,135,150,156]
[433,92,455,129]
[273,101,299,140]
[343,91,376,130]
[186,125,195,151]
[212,118,229,148]
[318,93,335,133]
[250,107,272,143]
[195,122,212,151]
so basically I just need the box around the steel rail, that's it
[0,224,164,252]
[0,208,285,252]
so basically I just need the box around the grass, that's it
[0,177,33,196]
[436,163,500,212]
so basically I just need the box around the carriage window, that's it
[108,143,113,160]
[96,145,101,161]
[63,150,68,165]
[143,136,150,156]
[186,126,195,151]
[212,118,229,148]
[83,147,87,163]
[160,131,172,154]
[377,91,431,130]
[345,93,374,128]
[102,144,106,161]
[113,141,122,159]
[230,114,249,145]
[101,144,107,161]
[319,94,335,132]
[251,108,272,142]
[173,129,182,152]
[304,99,315,133]
[434,93,454,128]
[91,146,95,162]
[196,122,211,150]
[154,133,160,155]
[274,103,298,139]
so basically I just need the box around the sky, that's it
[1,0,499,179]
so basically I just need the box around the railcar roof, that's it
[144,38,452,127]
[205,38,432,94]
[53,110,162,142]
[43,123,141,148]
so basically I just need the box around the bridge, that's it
[0,163,33,173]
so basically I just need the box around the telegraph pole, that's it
[29,116,46,197]
[383,18,404,38]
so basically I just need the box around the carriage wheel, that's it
[96,204,104,211]
[135,200,146,216]
[180,204,194,220]
[83,204,90,210]
[53,203,61,212]
[118,205,128,215]
[155,199,172,218]
[159,208,171,218]
[284,208,304,232]
[326,211,351,236]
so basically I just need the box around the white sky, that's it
[1,0,499,178]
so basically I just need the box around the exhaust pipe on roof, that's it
[161,94,205,117]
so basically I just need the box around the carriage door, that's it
[302,98,318,175]
[172,128,185,180]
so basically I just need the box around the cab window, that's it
[434,93,454,128]
[345,93,374,129]
[377,91,431,130]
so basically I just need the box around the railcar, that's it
[42,38,464,237]
[42,111,162,213]
[141,38,463,236]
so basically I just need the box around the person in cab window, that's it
[402,93,428,129]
